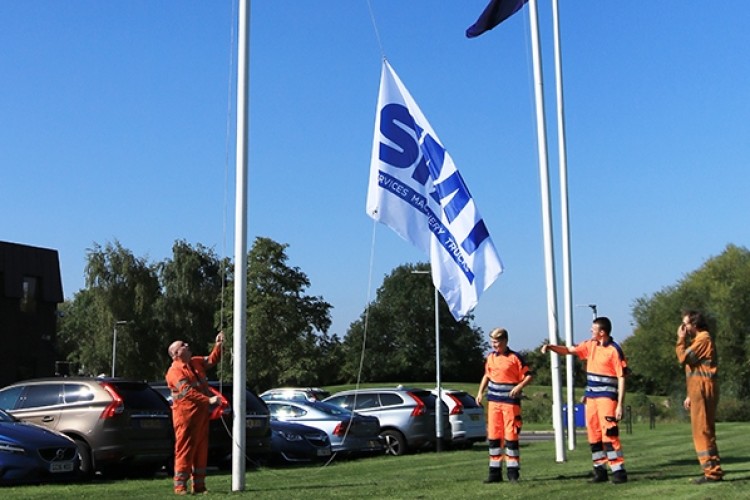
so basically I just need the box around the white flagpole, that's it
[551,0,576,451]
[528,0,566,462]
[232,0,250,491]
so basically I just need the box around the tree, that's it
[223,237,335,392]
[625,244,750,403]
[58,241,163,380]
[156,240,229,358]
[340,262,486,384]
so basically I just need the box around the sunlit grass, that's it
[4,423,747,499]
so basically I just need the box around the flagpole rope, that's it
[356,218,378,390]
[317,3,383,469]
[218,0,240,393]
[366,0,386,60]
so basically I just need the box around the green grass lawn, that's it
[4,422,748,499]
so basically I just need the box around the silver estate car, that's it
[432,388,486,446]
[264,400,383,455]
[325,387,451,456]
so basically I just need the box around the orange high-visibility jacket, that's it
[166,343,222,418]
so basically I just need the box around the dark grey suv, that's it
[325,387,451,456]
[0,377,173,477]
[150,381,271,467]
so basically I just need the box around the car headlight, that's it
[277,431,303,442]
[0,442,26,455]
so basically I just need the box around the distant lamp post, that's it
[112,320,128,377]
[411,269,443,452]
[576,304,597,320]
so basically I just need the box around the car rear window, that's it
[310,401,352,417]
[109,382,168,410]
[451,391,481,409]
[410,390,438,408]
[63,384,95,403]
[379,393,403,406]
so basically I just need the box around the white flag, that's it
[367,60,503,320]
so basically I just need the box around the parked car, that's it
[324,387,451,456]
[264,400,383,455]
[432,389,486,446]
[269,419,332,463]
[0,377,172,477]
[0,407,79,485]
[150,381,271,467]
[260,387,330,403]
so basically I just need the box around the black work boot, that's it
[588,466,608,483]
[483,466,502,483]
[612,469,628,484]
[506,467,520,482]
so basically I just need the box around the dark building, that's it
[0,241,64,387]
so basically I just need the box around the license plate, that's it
[317,449,331,456]
[470,414,481,421]
[139,419,164,429]
[50,461,75,473]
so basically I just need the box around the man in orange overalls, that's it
[166,332,223,495]
[476,328,533,483]
[543,317,629,484]
[676,310,724,484]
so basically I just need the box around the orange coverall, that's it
[166,343,221,493]
[676,330,723,480]
[572,338,627,474]
[483,348,530,474]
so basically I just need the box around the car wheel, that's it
[381,430,407,456]
[74,438,94,479]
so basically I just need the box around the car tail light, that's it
[447,394,464,415]
[407,392,426,416]
[208,386,230,420]
[98,382,125,419]
[333,422,345,437]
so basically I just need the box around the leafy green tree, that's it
[223,237,335,392]
[340,262,486,384]
[626,244,750,404]
[58,241,163,379]
[156,240,229,359]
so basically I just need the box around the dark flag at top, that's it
[466,0,528,38]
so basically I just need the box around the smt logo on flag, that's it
[367,60,503,320]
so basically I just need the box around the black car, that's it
[151,381,271,467]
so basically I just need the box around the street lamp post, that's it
[412,270,443,452]
[587,304,597,320]
[112,320,128,377]
[576,304,597,321]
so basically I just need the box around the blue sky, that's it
[3,1,749,351]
